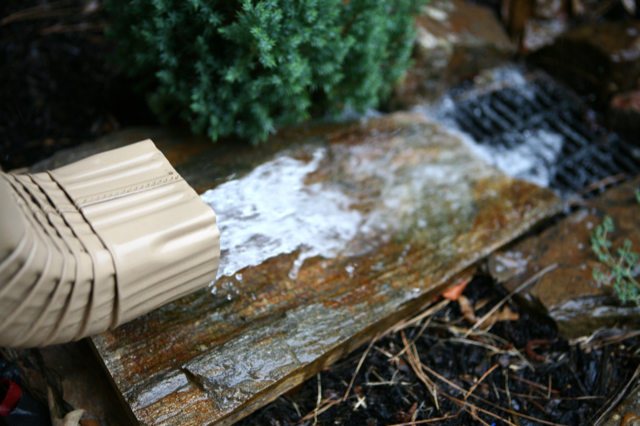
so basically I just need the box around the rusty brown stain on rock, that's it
[494,176,640,338]
[163,139,210,166]
[81,112,563,426]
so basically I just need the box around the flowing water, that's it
[416,66,567,188]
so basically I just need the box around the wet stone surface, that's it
[392,0,515,108]
[608,90,640,139]
[491,176,640,338]
[532,21,640,106]
[522,18,568,53]
[36,113,562,426]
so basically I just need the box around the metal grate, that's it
[445,74,640,196]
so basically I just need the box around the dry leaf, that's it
[458,295,477,323]
[443,277,471,301]
[48,387,84,426]
[480,306,519,329]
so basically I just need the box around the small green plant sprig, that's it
[590,189,640,306]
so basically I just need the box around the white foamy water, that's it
[417,66,565,188]
[200,122,497,283]
[462,129,564,188]
[200,149,362,279]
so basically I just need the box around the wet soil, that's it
[236,275,640,426]
[0,0,155,171]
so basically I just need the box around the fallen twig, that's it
[386,413,459,426]
[590,330,640,350]
[510,375,560,395]
[298,396,343,424]
[445,336,534,371]
[440,309,534,366]
[568,173,627,205]
[390,299,450,333]
[1,0,78,26]
[590,363,640,426]
[567,363,590,396]
[445,337,508,353]
[505,375,522,426]
[401,331,439,410]
[444,393,512,426]
[314,373,321,425]
[39,21,108,35]
[343,333,379,402]
[373,345,393,358]
[459,377,603,401]
[465,264,558,337]
[392,316,433,362]
[465,364,499,401]
[419,362,568,426]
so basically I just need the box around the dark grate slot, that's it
[494,89,530,118]
[446,72,640,196]
[564,119,595,145]
[533,87,556,108]
[457,121,488,141]
[552,140,640,193]
[609,144,640,174]
[552,120,590,148]
[480,104,512,131]
[456,108,494,139]
[488,98,520,125]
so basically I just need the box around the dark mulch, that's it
[236,275,640,426]
[0,0,154,171]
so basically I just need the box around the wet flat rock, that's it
[491,176,640,338]
[49,113,561,426]
[532,21,640,105]
[392,0,515,107]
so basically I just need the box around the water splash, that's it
[417,66,565,188]
[461,129,564,188]
[200,149,362,279]
[200,117,501,282]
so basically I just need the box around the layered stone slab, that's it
[392,0,515,107]
[35,112,562,426]
[491,176,640,338]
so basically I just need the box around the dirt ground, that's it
[235,275,640,426]
[0,0,154,171]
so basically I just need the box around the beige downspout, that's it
[0,140,220,348]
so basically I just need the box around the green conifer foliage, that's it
[104,0,422,142]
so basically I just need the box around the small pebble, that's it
[621,413,640,426]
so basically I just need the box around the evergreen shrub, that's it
[104,0,422,142]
